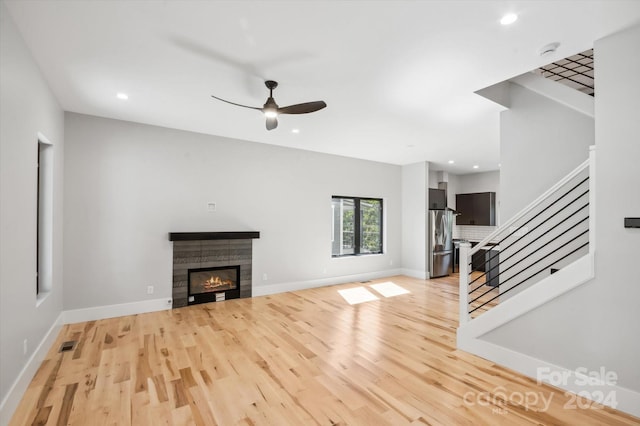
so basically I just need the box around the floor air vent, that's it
[59,340,77,353]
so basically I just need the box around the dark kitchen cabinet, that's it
[471,248,486,272]
[455,192,496,226]
[485,247,500,287]
[428,188,446,210]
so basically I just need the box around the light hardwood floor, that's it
[10,274,640,425]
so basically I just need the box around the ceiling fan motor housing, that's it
[265,80,278,90]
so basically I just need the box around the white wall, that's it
[482,24,640,393]
[445,173,459,211]
[428,170,438,189]
[500,83,594,220]
[401,162,428,278]
[0,1,64,415]
[63,113,402,309]
[457,170,499,195]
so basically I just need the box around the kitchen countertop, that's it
[453,239,500,250]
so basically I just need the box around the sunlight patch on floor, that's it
[369,281,410,298]
[337,287,379,305]
[338,281,410,305]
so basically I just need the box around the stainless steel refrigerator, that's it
[429,209,453,278]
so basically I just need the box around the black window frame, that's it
[332,196,384,257]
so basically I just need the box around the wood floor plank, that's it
[8,274,640,425]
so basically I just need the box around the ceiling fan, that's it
[211,80,326,130]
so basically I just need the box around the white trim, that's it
[252,269,403,296]
[459,254,593,339]
[458,243,471,324]
[36,133,55,297]
[0,313,63,425]
[399,268,428,280]
[61,298,172,324]
[469,158,589,257]
[36,131,52,146]
[588,145,596,256]
[457,336,640,418]
[35,291,51,307]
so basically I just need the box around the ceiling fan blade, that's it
[266,116,278,131]
[278,101,327,115]
[211,95,261,111]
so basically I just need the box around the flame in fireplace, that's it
[202,275,233,290]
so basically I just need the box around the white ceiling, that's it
[5,1,640,174]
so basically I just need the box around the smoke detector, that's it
[539,42,560,57]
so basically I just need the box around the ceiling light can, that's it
[500,13,518,25]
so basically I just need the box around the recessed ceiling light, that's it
[500,13,518,25]
[473,165,479,169]
[116,92,129,100]
[291,128,300,134]
[448,160,455,164]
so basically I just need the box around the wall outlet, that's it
[262,273,268,281]
[389,259,393,266]
[23,339,28,355]
[207,202,216,212]
[147,285,154,295]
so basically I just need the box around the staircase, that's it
[458,147,594,328]
[456,146,605,403]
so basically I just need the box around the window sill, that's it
[36,291,51,307]
[332,253,384,259]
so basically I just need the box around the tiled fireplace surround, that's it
[169,232,260,308]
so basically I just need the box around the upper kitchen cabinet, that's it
[428,188,447,210]
[455,192,496,226]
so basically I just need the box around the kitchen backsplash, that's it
[454,225,497,242]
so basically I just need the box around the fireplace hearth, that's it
[188,265,240,305]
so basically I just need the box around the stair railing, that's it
[459,146,595,324]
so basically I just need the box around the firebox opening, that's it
[187,265,240,305]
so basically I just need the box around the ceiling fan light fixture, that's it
[211,80,326,131]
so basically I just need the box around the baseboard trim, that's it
[457,337,640,418]
[61,297,172,325]
[0,312,64,425]
[252,269,403,297]
[399,268,428,280]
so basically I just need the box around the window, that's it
[37,134,54,300]
[332,196,383,257]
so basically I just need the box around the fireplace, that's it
[170,232,259,308]
[188,265,240,305]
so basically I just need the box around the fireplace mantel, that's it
[168,231,260,241]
